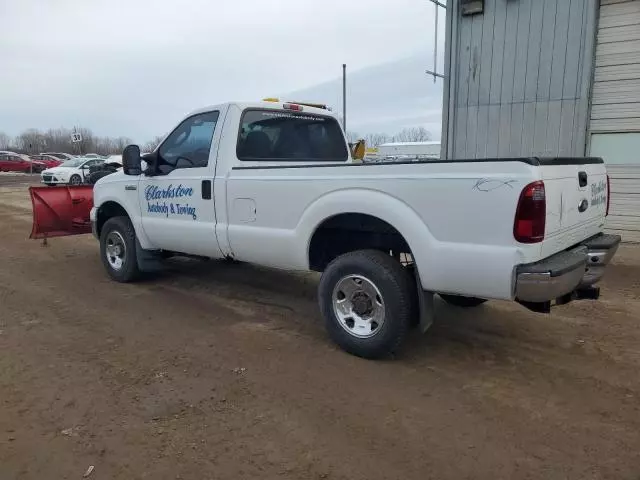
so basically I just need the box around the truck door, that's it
[138,110,223,258]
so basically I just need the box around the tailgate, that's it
[539,158,607,258]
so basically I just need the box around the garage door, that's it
[591,0,640,132]
[590,0,640,243]
[602,165,640,243]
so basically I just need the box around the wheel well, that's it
[96,201,129,237]
[308,213,412,272]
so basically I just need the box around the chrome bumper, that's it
[515,234,621,304]
[581,234,620,286]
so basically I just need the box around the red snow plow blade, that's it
[29,186,94,239]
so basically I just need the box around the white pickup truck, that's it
[89,100,620,358]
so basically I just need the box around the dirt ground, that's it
[1,175,640,480]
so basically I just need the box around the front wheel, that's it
[318,250,414,359]
[99,216,141,282]
[69,174,82,185]
[440,294,487,308]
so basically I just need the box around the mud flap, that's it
[414,268,435,333]
[135,239,164,273]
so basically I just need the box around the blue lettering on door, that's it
[145,184,197,220]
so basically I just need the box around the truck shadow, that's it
[150,257,560,365]
[141,252,640,369]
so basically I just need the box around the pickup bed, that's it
[83,100,619,358]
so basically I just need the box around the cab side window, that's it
[158,111,219,171]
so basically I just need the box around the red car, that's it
[30,154,63,169]
[0,153,46,173]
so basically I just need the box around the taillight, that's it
[606,174,610,216]
[514,181,546,244]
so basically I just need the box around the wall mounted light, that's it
[461,0,484,15]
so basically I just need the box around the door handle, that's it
[202,180,212,200]
[578,171,587,187]
[578,199,589,212]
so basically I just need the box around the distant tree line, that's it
[0,128,163,156]
[0,125,431,156]
[347,126,433,147]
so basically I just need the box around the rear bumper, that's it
[515,234,621,304]
[581,234,621,286]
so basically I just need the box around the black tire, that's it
[99,216,140,283]
[318,250,414,359]
[69,174,82,185]
[440,294,487,308]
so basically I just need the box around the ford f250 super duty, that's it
[46,99,619,358]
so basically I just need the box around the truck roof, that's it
[188,100,336,118]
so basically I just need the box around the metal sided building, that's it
[441,0,640,242]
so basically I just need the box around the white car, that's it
[41,157,105,186]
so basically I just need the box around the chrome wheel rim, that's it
[70,176,80,185]
[332,274,385,338]
[105,231,126,271]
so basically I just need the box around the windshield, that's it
[60,158,85,167]
[237,109,349,161]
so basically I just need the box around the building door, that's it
[589,0,640,242]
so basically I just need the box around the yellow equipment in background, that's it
[350,139,366,161]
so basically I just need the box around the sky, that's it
[0,0,444,143]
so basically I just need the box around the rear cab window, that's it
[237,109,348,162]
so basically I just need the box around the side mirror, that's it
[122,144,142,176]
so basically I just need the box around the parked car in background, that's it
[84,153,105,159]
[41,152,76,161]
[30,154,63,169]
[0,153,46,173]
[41,157,105,185]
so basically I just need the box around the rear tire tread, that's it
[319,249,414,359]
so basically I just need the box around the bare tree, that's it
[392,127,432,143]
[346,131,361,143]
[16,129,46,153]
[364,133,392,147]
[8,127,138,156]
[0,132,12,150]
[142,135,164,153]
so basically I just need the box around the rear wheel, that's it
[318,250,414,359]
[69,174,82,185]
[99,216,140,282]
[440,294,487,308]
